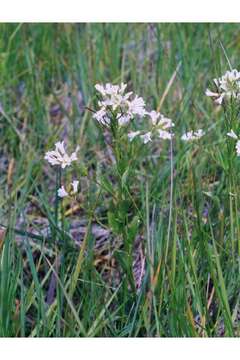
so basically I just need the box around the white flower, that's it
[148,111,174,129]
[145,111,174,140]
[93,108,111,126]
[236,140,240,156]
[95,83,128,97]
[57,186,69,198]
[127,110,175,144]
[206,89,224,105]
[127,131,141,141]
[95,83,132,111]
[94,82,147,133]
[225,130,240,156]
[181,129,205,141]
[158,116,174,129]
[128,96,146,117]
[71,180,79,194]
[158,129,173,139]
[194,129,205,138]
[140,132,152,144]
[227,129,238,139]
[206,69,240,105]
[94,83,146,127]
[117,114,131,126]
[218,69,240,92]
[44,141,79,169]
[181,131,194,141]
[205,89,219,98]
[57,181,79,198]
[148,110,160,125]
[127,96,146,118]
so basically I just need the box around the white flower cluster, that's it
[181,129,205,142]
[128,110,175,144]
[44,141,79,198]
[44,141,79,169]
[57,180,79,198]
[94,83,176,144]
[206,69,240,105]
[93,83,146,127]
[227,129,240,156]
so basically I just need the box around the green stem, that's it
[112,123,135,291]
[54,167,62,246]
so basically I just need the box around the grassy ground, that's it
[1,23,240,337]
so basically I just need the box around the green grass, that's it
[1,23,240,337]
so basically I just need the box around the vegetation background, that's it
[0,23,240,337]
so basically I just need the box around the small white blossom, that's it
[181,131,194,141]
[127,96,146,118]
[148,110,160,125]
[93,108,111,126]
[194,129,205,138]
[205,89,219,98]
[117,114,131,126]
[71,180,79,194]
[140,132,152,144]
[205,89,224,105]
[158,129,173,139]
[127,131,141,141]
[44,141,79,169]
[181,129,205,141]
[227,129,238,139]
[144,111,174,141]
[57,186,69,198]
[95,83,132,111]
[225,130,240,156]
[148,111,174,129]
[57,181,79,198]
[158,116,175,129]
[95,83,128,98]
[206,69,240,105]
[236,140,240,156]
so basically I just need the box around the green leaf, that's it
[128,215,140,243]
[108,211,121,234]
[121,168,129,188]
[100,176,115,195]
